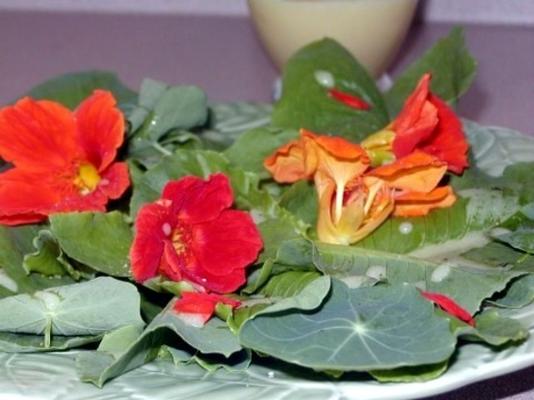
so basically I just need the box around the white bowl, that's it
[248,0,418,77]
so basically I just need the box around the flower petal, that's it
[0,98,79,172]
[420,95,469,174]
[130,201,171,282]
[75,90,125,171]
[391,74,439,158]
[393,186,456,217]
[98,162,130,200]
[173,292,240,327]
[328,88,370,110]
[162,174,233,224]
[0,169,60,224]
[192,209,263,279]
[421,291,475,326]
[370,150,447,193]
[264,139,314,183]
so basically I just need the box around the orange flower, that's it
[0,90,130,225]
[370,150,456,217]
[315,171,393,245]
[265,129,370,223]
[362,73,468,174]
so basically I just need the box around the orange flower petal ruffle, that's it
[394,186,456,217]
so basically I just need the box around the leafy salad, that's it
[0,28,533,387]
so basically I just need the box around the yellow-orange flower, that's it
[315,171,393,245]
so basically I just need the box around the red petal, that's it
[421,291,475,326]
[0,169,61,224]
[98,162,130,200]
[173,292,240,326]
[328,88,370,111]
[75,90,125,171]
[391,74,439,158]
[0,98,79,172]
[192,210,263,277]
[420,95,469,174]
[130,201,171,282]
[162,173,233,224]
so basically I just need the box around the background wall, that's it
[0,0,533,25]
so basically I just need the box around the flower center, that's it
[171,224,191,256]
[73,163,101,195]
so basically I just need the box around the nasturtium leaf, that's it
[491,275,534,308]
[0,225,74,294]
[386,28,476,115]
[461,242,534,272]
[0,332,102,353]
[356,189,519,259]
[27,70,137,109]
[236,274,331,332]
[129,78,208,137]
[458,309,529,346]
[370,361,449,383]
[272,38,389,141]
[276,239,522,314]
[50,212,132,277]
[240,280,456,371]
[77,299,242,387]
[200,102,273,150]
[279,181,318,228]
[493,228,534,254]
[22,230,87,280]
[224,126,299,177]
[0,277,143,341]
[462,120,534,178]
[158,345,251,373]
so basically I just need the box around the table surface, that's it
[0,9,533,400]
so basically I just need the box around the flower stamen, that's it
[73,163,101,195]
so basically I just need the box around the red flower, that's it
[421,291,475,326]
[130,173,263,293]
[0,90,130,225]
[391,73,469,174]
[328,88,371,111]
[173,292,240,327]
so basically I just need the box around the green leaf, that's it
[50,212,133,277]
[386,28,476,115]
[240,280,456,371]
[0,332,102,353]
[224,126,299,177]
[22,230,86,280]
[493,228,534,254]
[0,277,143,342]
[356,190,519,259]
[492,275,534,308]
[200,102,273,150]
[77,299,241,387]
[128,79,208,136]
[272,38,389,141]
[279,181,318,227]
[277,239,522,314]
[158,345,251,373]
[461,242,534,272]
[27,70,137,109]
[235,275,330,333]
[0,225,75,294]
[370,361,448,383]
[459,309,528,346]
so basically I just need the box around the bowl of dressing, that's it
[248,0,418,78]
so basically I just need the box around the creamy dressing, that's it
[399,222,413,235]
[408,231,490,261]
[430,263,451,283]
[314,70,335,88]
[366,265,386,281]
